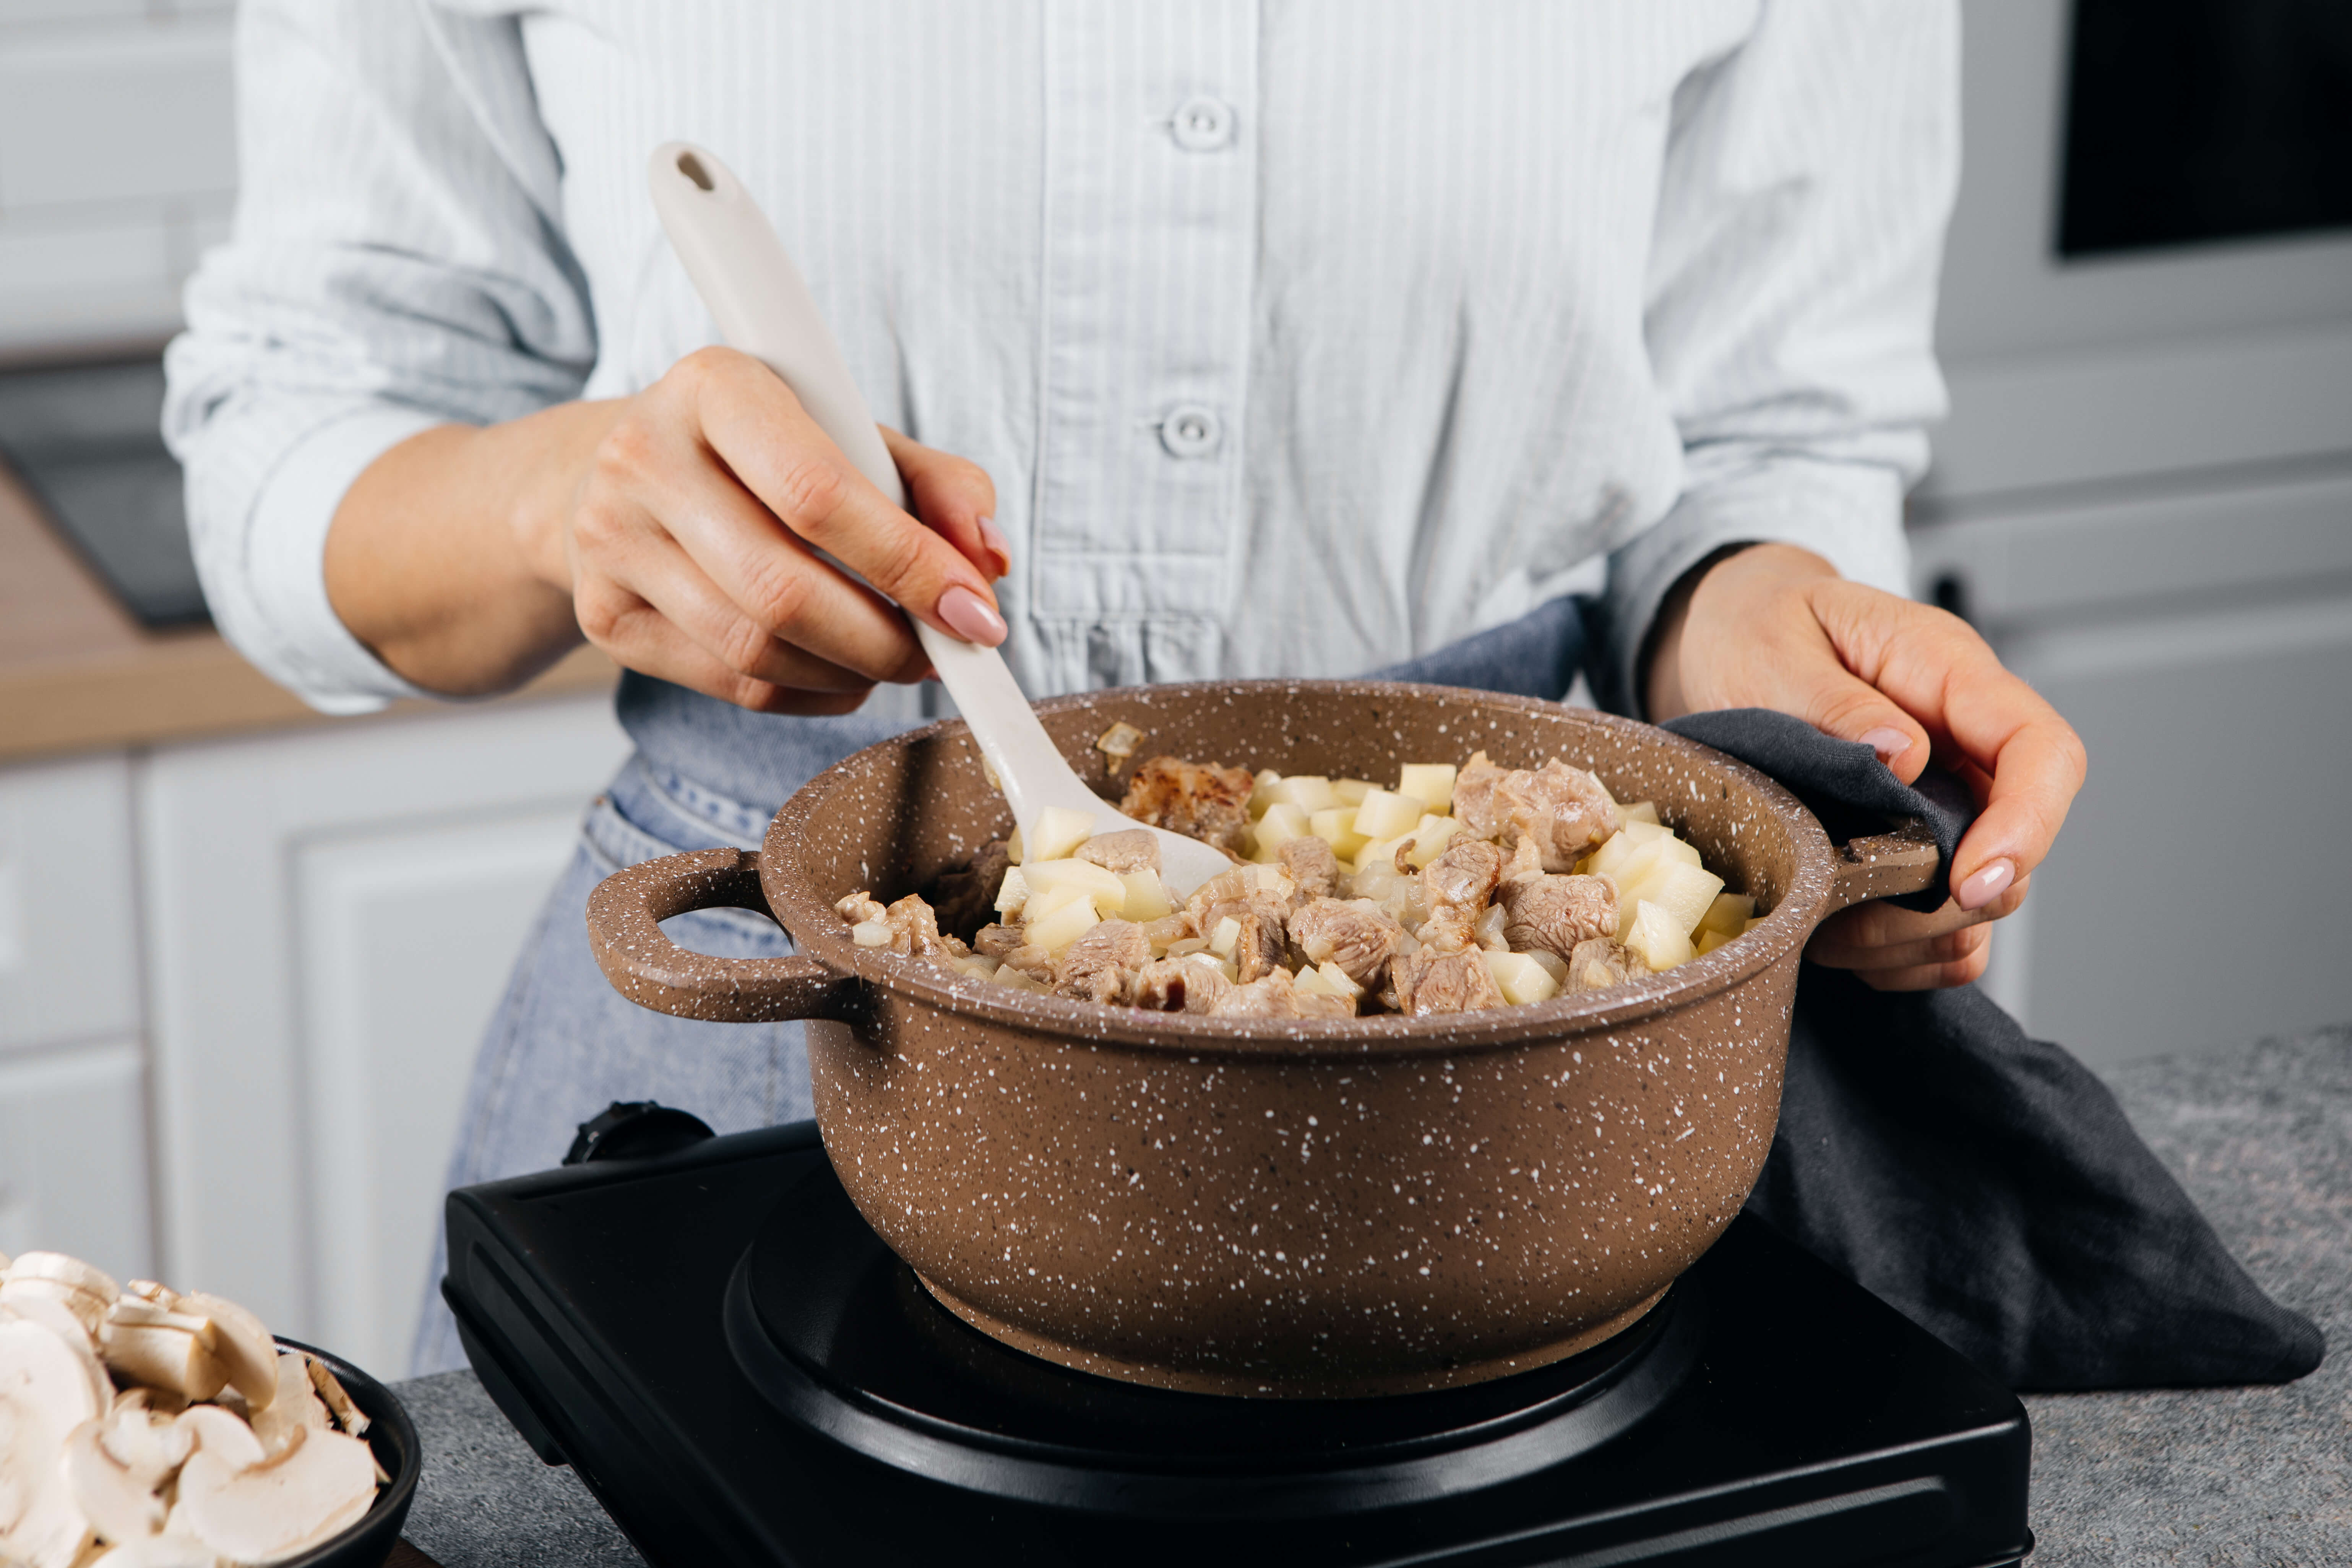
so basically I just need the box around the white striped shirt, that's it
[164,0,1956,722]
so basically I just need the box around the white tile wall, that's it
[0,6,234,354]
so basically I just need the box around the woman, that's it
[163,1,2081,1375]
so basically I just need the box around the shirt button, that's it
[1159,405,1221,459]
[1170,96,1235,152]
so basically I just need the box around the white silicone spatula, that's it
[648,142,1234,895]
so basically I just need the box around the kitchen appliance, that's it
[444,1115,2032,1566]
[586,681,1942,1397]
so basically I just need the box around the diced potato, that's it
[1297,961,1365,1002]
[1022,882,1095,925]
[1397,763,1457,814]
[1333,779,1376,806]
[1207,915,1245,957]
[1248,768,1285,818]
[1616,860,1724,938]
[1269,775,1339,814]
[1404,813,1463,868]
[1483,950,1562,1005]
[1353,788,1425,840]
[993,865,1031,917]
[1251,802,1312,860]
[1352,834,1406,873]
[1095,721,1144,759]
[1029,806,1097,865]
[1022,857,1128,913]
[1248,863,1296,898]
[852,920,893,948]
[1622,901,1695,971]
[1695,927,1731,956]
[1620,800,1661,826]
[1600,835,1678,895]
[1743,915,1768,933]
[1006,824,1024,865]
[1588,821,1670,877]
[994,966,1044,992]
[1699,892,1756,937]
[954,954,1002,979]
[1025,895,1101,953]
[1526,949,1569,985]
[1311,806,1372,859]
[1120,871,1175,922]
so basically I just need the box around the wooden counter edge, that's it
[0,638,619,765]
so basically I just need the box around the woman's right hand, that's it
[326,346,1008,709]
[523,346,1009,714]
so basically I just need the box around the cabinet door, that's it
[0,1042,151,1284]
[141,694,629,1368]
[1912,467,2352,1065]
[0,754,137,1051]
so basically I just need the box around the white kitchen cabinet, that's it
[140,693,630,1372]
[1910,466,2352,1067]
[0,1040,152,1285]
[0,753,139,1051]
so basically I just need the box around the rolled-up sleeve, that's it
[162,0,595,713]
[1598,0,1958,715]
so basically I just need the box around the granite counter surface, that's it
[390,1026,2352,1566]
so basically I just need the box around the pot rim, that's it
[765,680,1837,1059]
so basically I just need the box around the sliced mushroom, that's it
[170,1422,378,1565]
[0,1253,120,1339]
[3,1295,110,1411]
[62,1416,168,1546]
[172,1297,276,1414]
[89,1536,225,1567]
[304,1358,369,1440]
[0,1308,106,1568]
[245,1354,328,1458]
[173,1407,265,1472]
[99,1318,227,1406]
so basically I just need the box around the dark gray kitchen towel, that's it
[1376,602,2325,1391]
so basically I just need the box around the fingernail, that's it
[937,584,1007,646]
[1957,858,2015,911]
[1858,726,1912,764]
[977,515,1011,571]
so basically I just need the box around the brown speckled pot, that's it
[587,682,1936,1398]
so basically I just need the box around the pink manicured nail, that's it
[1859,726,1912,764]
[1957,858,2015,911]
[937,584,1007,646]
[977,515,1011,571]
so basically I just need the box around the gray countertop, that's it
[391,1026,2352,1567]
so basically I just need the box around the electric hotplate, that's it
[443,1119,2031,1567]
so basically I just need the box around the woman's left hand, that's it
[1644,543,2087,991]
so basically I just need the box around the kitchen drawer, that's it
[0,1039,152,1285]
[0,751,138,1052]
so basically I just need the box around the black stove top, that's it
[443,1121,2031,1566]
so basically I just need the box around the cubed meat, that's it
[929,838,1011,938]
[1566,937,1644,992]
[1496,759,1615,872]
[1208,967,1355,1019]
[1501,873,1619,959]
[1288,897,1407,990]
[1117,755,1256,856]
[1001,943,1056,982]
[1053,919,1151,1003]
[834,891,955,957]
[1276,835,1339,902]
[1422,838,1503,911]
[1390,946,1505,1015]
[1076,829,1161,875]
[973,922,1027,962]
[1452,750,1510,837]
[1182,867,1294,982]
[1131,955,1223,1012]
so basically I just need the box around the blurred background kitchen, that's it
[0,1,2346,1383]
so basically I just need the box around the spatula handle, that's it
[646,141,1088,833]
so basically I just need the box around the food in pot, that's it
[0,1251,383,1568]
[835,743,1768,1018]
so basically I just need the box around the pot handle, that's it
[1824,816,1945,913]
[586,848,865,1023]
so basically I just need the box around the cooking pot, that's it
[586,681,1937,1398]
